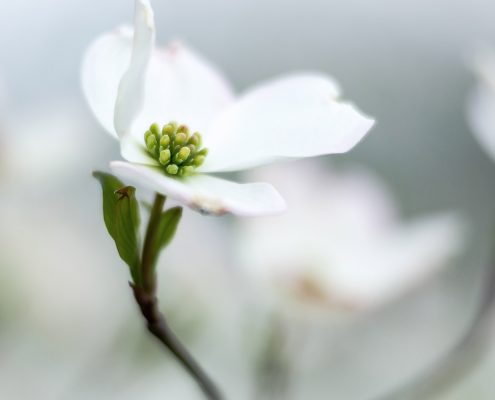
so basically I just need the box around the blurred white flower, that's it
[82,0,374,217]
[467,46,495,160]
[238,161,465,315]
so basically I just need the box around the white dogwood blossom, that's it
[82,0,374,216]
[238,162,465,314]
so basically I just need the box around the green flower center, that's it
[144,122,208,177]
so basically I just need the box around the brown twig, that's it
[132,285,224,400]
[133,193,224,400]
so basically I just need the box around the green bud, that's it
[150,123,160,136]
[177,124,189,134]
[193,155,205,167]
[175,146,191,163]
[160,135,170,147]
[159,149,171,165]
[180,166,195,176]
[188,132,202,147]
[162,122,177,136]
[143,121,208,177]
[146,135,157,151]
[166,164,179,175]
[174,132,187,146]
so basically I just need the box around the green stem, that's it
[255,316,292,400]
[141,193,166,293]
[135,193,224,400]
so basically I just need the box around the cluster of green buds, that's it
[144,122,208,177]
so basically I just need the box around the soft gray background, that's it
[1,0,495,399]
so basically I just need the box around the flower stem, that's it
[135,193,224,400]
[141,193,166,293]
[131,284,224,400]
[255,316,292,400]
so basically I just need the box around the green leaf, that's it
[92,172,122,239]
[114,186,141,271]
[158,207,182,249]
[150,206,183,268]
[93,171,141,282]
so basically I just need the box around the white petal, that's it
[121,42,235,163]
[467,83,495,161]
[109,161,286,217]
[200,73,374,172]
[81,25,133,138]
[326,213,465,310]
[114,0,155,139]
[82,1,156,164]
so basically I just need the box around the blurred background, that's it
[1,0,495,399]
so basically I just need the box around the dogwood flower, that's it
[82,0,374,216]
[238,161,465,314]
[467,46,495,160]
